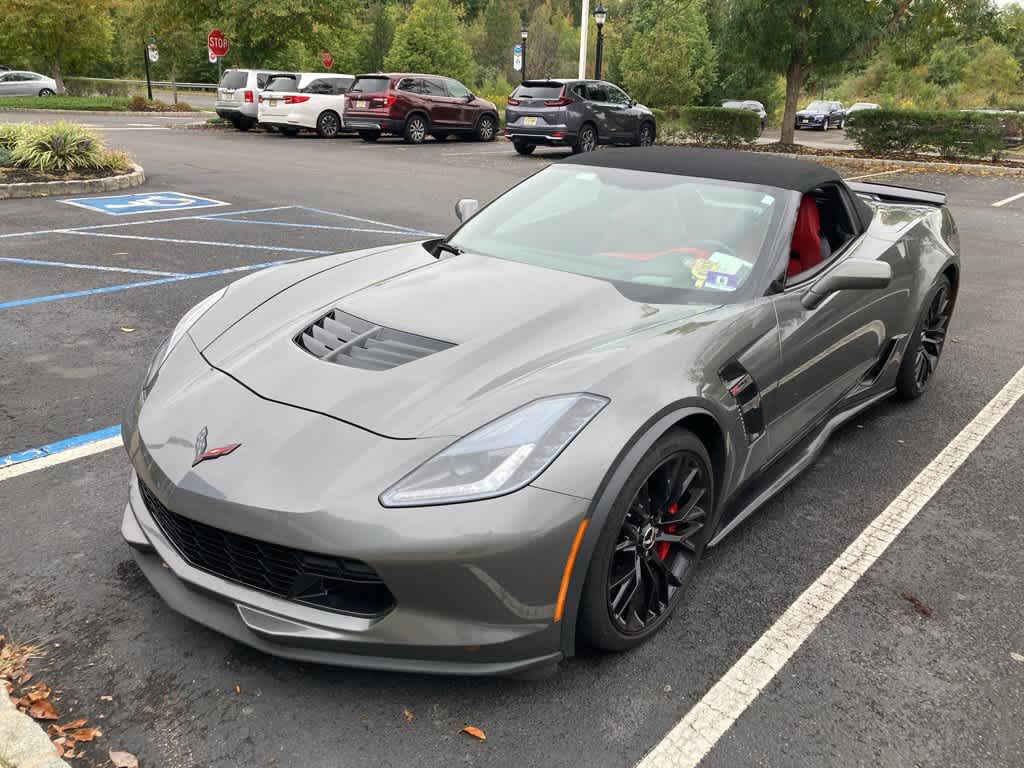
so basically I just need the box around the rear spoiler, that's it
[847,181,946,207]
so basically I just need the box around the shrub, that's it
[9,122,105,171]
[64,78,135,97]
[669,106,760,145]
[127,96,195,113]
[100,149,133,173]
[0,123,27,151]
[846,108,1007,159]
[0,147,12,167]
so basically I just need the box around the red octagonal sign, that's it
[320,50,334,69]
[208,28,229,58]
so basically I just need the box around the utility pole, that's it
[578,0,590,79]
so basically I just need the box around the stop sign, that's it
[208,28,229,58]
[320,51,334,69]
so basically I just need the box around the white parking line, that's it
[844,169,904,181]
[991,191,1024,208]
[0,435,122,483]
[637,364,1024,768]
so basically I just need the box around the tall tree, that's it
[0,0,114,89]
[384,0,475,82]
[362,2,396,72]
[733,0,891,145]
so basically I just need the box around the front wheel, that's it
[38,88,55,97]
[896,275,953,400]
[578,429,715,651]
[475,114,497,142]
[822,119,829,132]
[839,118,846,130]
[513,141,535,156]
[403,115,427,144]
[316,110,341,138]
[634,122,655,147]
[572,124,597,154]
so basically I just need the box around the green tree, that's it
[619,0,715,109]
[962,36,1022,105]
[926,41,970,87]
[384,0,475,82]
[521,0,576,80]
[469,0,522,82]
[362,1,396,72]
[0,0,114,89]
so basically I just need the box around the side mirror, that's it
[455,198,480,223]
[466,92,475,101]
[801,258,891,309]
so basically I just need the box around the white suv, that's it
[258,73,355,138]
[216,69,294,131]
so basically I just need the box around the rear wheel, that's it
[896,275,953,400]
[316,110,341,138]
[513,141,535,156]
[359,130,380,142]
[578,429,715,651]
[572,123,597,154]
[403,114,427,144]
[475,114,497,142]
[38,88,55,97]
[232,117,253,132]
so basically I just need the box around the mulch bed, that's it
[0,166,125,184]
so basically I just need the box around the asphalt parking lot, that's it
[1,116,1023,768]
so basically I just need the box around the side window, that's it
[422,78,446,97]
[570,83,587,99]
[446,79,470,98]
[303,79,333,95]
[604,85,629,105]
[26,73,40,81]
[396,78,418,92]
[256,73,271,89]
[586,83,608,102]
[335,77,354,94]
[787,184,860,282]
[0,74,10,82]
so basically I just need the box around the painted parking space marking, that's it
[0,425,121,471]
[295,205,439,235]
[0,428,123,482]
[844,169,905,181]
[636,364,1024,768]
[198,216,425,237]
[61,191,229,216]
[63,230,333,254]
[0,256,185,277]
[992,191,1024,208]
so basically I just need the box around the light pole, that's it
[593,4,607,81]
[520,24,528,82]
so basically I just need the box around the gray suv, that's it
[505,79,656,155]
[216,69,294,131]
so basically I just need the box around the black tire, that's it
[571,123,598,154]
[822,119,829,132]
[475,114,497,142]
[233,117,253,132]
[839,118,846,130]
[281,126,299,137]
[431,132,450,141]
[513,141,535,156]
[359,130,380,142]
[578,428,716,651]
[316,110,341,138]
[403,114,427,144]
[38,88,55,97]
[633,121,655,147]
[896,275,953,400]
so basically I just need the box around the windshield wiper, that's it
[432,242,463,259]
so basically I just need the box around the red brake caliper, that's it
[657,503,678,560]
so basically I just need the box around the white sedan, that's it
[258,73,354,138]
[0,71,58,97]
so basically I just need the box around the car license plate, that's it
[268,99,277,107]
[523,116,538,126]
[354,100,368,109]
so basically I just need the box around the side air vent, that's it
[296,308,455,370]
[720,361,765,444]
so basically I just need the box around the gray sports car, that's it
[122,148,959,676]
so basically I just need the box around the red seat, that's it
[789,195,825,277]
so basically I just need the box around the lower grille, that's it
[139,480,394,618]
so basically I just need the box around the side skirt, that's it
[708,387,895,547]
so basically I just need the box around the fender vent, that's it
[720,361,765,443]
[296,309,455,371]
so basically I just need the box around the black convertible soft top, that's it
[561,146,842,193]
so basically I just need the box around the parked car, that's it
[795,100,846,130]
[505,79,656,155]
[0,65,11,72]
[720,99,767,133]
[0,71,57,97]
[846,102,880,115]
[343,73,499,144]
[216,69,295,131]
[258,73,355,138]
[961,107,1024,147]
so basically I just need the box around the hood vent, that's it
[296,308,455,370]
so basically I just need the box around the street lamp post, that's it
[593,4,607,80]
[520,24,528,82]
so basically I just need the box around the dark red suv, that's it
[344,73,500,144]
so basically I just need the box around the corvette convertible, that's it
[121,148,959,676]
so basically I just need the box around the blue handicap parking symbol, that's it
[61,191,228,216]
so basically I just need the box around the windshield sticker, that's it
[711,252,751,275]
[691,257,717,288]
[705,271,739,291]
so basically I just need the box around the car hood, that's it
[197,242,717,438]
[796,109,825,117]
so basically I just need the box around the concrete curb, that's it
[0,689,68,768]
[0,163,145,200]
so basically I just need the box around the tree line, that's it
[2,0,1023,139]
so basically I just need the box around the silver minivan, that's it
[216,69,293,130]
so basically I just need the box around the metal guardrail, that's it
[68,77,218,91]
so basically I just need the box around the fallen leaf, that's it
[234,684,241,694]
[100,695,114,701]
[17,671,32,685]
[120,327,136,333]
[26,682,51,702]
[52,738,65,757]
[461,725,486,741]
[68,727,102,742]
[28,699,58,720]
[1011,652,1024,663]
[402,707,414,723]
[109,749,140,768]
[900,592,932,617]
[59,718,87,731]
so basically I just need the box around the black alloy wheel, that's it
[39,88,55,97]
[404,115,427,144]
[572,124,597,154]
[317,110,341,138]
[635,122,655,147]
[579,429,714,650]
[896,275,953,399]
[475,114,497,142]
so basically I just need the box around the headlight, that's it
[380,393,608,507]
[144,287,227,384]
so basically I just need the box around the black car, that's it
[505,79,656,155]
[795,100,846,131]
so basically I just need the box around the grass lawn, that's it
[0,96,129,111]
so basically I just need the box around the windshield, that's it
[448,165,787,303]
[264,75,299,93]
[219,71,248,89]
[350,76,391,93]
[804,101,830,111]
[721,100,744,109]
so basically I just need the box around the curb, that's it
[0,163,145,200]
[768,151,1024,176]
[0,109,210,117]
[0,689,68,768]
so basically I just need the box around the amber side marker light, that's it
[553,519,590,622]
